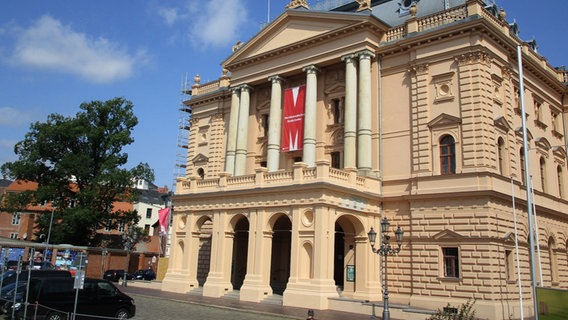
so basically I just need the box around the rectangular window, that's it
[11,212,21,225]
[443,247,459,278]
[118,222,125,233]
[331,151,341,169]
[144,224,150,234]
[10,233,18,239]
[146,208,152,219]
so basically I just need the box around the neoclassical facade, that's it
[162,1,568,319]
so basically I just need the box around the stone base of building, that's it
[161,273,197,293]
[282,281,339,309]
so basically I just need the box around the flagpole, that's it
[511,177,524,320]
[518,44,539,319]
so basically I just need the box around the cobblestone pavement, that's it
[121,282,375,320]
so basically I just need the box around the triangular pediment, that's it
[432,229,464,240]
[192,153,209,165]
[427,113,462,129]
[494,116,512,132]
[223,9,387,73]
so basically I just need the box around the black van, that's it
[16,277,135,320]
[1,270,71,289]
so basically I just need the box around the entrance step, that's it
[222,290,240,300]
[260,294,283,306]
[187,286,203,296]
[328,298,436,320]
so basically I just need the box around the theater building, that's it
[162,1,568,318]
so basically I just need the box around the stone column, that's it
[302,65,319,167]
[342,54,357,169]
[235,85,251,176]
[267,76,285,172]
[357,50,375,173]
[202,211,233,298]
[240,209,273,302]
[225,88,241,175]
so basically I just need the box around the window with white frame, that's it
[118,222,125,233]
[146,208,152,219]
[12,212,21,225]
[10,233,18,239]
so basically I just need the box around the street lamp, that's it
[368,217,403,320]
[121,228,140,287]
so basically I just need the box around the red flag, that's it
[281,85,306,152]
[158,207,171,234]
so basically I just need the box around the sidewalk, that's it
[121,280,383,320]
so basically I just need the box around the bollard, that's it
[306,309,315,320]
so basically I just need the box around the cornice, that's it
[224,19,385,73]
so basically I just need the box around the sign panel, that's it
[281,85,306,152]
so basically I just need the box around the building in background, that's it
[162,0,568,319]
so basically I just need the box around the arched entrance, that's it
[334,215,360,296]
[196,218,212,286]
[270,215,291,295]
[231,217,249,290]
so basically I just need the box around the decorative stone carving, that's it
[356,0,371,12]
[409,2,418,17]
[408,63,429,75]
[286,0,309,9]
[455,51,492,67]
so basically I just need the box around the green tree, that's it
[1,97,154,246]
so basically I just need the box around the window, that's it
[262,114,269,137]
[443,247,459,278]
[551,111,559,132]
[534,100,542,122]
[10,233,18,239]
[118,222,125,233]
[520,148,526,185]
[540,157,547,193]
[331,97,344,124]
[104,219,112,232]
[146,208,152,219]
[497,138,505,175]
[440,135,456,174]
[197,168,205,179]
[331,151,342,169]
[505,249,515,281]
[144,224,150,234]
[548,237,558,284]
[557,166,564,198]
[12,212,21,225]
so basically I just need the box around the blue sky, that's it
[0,0,565,189]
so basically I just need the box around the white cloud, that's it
[158,7,180,27]
[10,15,147,83]
[189,0,249,48]
[0,107,35,127]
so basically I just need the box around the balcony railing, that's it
[176,161,380,194]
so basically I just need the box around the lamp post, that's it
[44,206,56,262]
[368,217,403,320]
[121,228,140,287]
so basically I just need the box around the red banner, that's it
[281,85,306,152]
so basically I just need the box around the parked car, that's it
[5,261,29,271]
[13,277,135,320]
[132,268,156,281]
[0,281,26,314]
[103,269,132,283]
[1,270,72,289]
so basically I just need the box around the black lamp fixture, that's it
[368,217,404,320]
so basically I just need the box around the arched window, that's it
[548,236,558,284]
[557,165,564,198]
[540,157,546,193]
[520,148,526,185]
[497,137,506,175]
[440,135,456,174]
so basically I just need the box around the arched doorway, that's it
[334,215,360,296]
[231,217,249,290]
[196,218,212,286]
[270,215,291,295]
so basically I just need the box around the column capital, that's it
[302,64,320,74]
[341,53,357,62]
[230,86,241,94]
[357,49,376,60]
[239,84,253,92]
[268,75,285,83]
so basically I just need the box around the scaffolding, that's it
[172,74,192,193]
